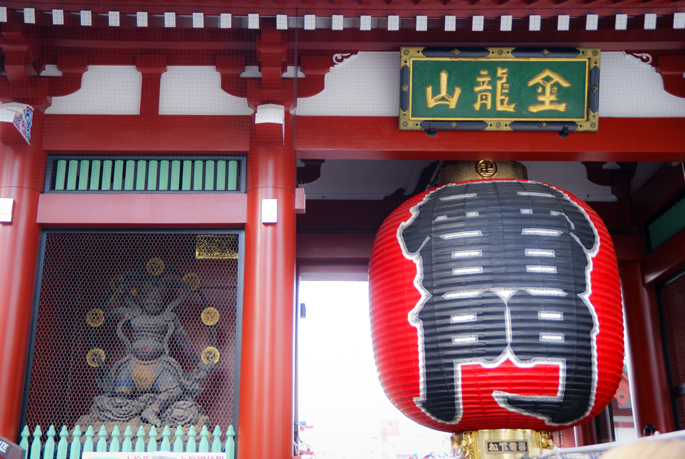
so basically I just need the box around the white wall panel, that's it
[159,66,253,115]
[46,66,142,115]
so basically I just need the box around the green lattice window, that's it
[648,194,685,250]
[46,156,245,193]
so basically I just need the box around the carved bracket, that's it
[0,24,87,111]
[582,161,637,200]
[628,52,685,99]
[656,54,685,99]
[217,29,357,110]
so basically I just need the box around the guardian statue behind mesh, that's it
[89,259,216,428]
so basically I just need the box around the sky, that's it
[297,281,452,459]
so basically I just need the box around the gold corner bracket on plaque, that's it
[399,110,423,130]
[576,110,599,132]
[578,48,601,69]
[400,47,426,67]
[452,430,556,459]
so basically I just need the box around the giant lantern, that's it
[369,161,624,459]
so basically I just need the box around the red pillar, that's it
[0,113,45,438]
[621,262,675,436]
[238,114,296,459]
[574,421,598,446]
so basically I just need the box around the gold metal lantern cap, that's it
[438,161,528,184]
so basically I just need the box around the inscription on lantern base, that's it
[453,429,554,459]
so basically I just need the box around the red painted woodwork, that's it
[136,55,168,115]
[657,55,685,99]
[0,24,87,110]
[0,113,46,438]
[294,117,685,162]
[36,193,247,228]
[43,115,251,152]
[620,262,675,436]
[1,0,684,21]
[641,228,685,285]
[238,114,297,459]
[38,115,685,160]
[631,164,685,225]
[574,421,599,446]
[611,234,646,263]
[296,233,374,280]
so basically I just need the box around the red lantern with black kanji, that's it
[369,179,623,432]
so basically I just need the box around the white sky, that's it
[297,281,452,459]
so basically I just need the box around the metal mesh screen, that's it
[26,232,240,433]
[659,273,685,387]
[677,395,685,430]
[658,271,685,429]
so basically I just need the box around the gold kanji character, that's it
[426,70,462,109]
[496,67,516,112]
[473,70,492,111]
[527,69,571,113]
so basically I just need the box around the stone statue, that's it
[82,259,217,429]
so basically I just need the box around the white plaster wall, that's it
[45,52,685,117]
[295,52,400,116]
[158,66,252,115]
[600,53,685,117]
[46,66,142,115]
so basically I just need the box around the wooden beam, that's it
[294,117,685,161]
[37,193,247,227]
[44,115,251,152]
[296,233,375,281]
[642,227,685,285]
[631,163,685,225]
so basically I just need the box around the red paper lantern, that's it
[369,179,623,432]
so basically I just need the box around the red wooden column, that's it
[0,113,45,438]
[573,421,598,446]
[238,113,297,459]
[621,262,675,436]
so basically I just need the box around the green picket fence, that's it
[19,425,235,459]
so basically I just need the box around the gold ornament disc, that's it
[86,349,106,367]
[201,347,220,364]
[110,275,125,292]
[476,160,498,178]
[201,307,220,326]
[183,273,201,291]
[146,258,165,276]
[86,309,105,327]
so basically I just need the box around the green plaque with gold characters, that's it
[399,47,600,133]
